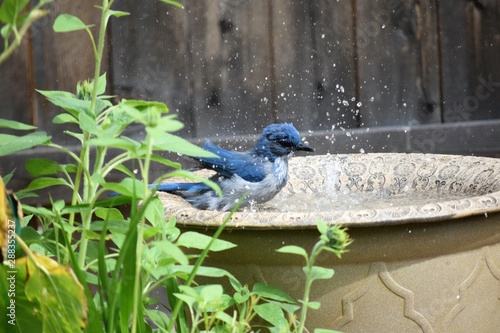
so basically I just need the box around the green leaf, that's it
[0,0,30,24]
[314,329,345,333]
[150,240,188,267]
[156,115,184,132]
[78,112,97,134]
[37,90,91,117]
[25,158,62,177]
[276,245,308,260]
[22,254,87,332]
[53,13,93,32]
[22,205,54,219]
[62,132,83,144]
[304,301,321,310]
[101,178,145,198]
[2,168,15,185]
[0,118,36,130]
[107,9,130,18]
[306,266,334,281]
[144,196,165,226]
[83,229,101,240]
[176,231,236,252]
[0,131,51,156]
[94,207,124,221]
[316,219,328,235]
[254,303,288,328]
[173,265,235,280]
[233,291,249,304]
[53,113,78,124]
[159,0,184,9]
[93,72,107,96]
[21,177,70,192]
[1,259,42,332]
[121,99,169,114]
[173,292,196,307]
[149,130,218,158]
[150,154,181,169]
[87,136,140,150]
[144,309,170,331]
[19,226,43,243]
[252,282,296,303]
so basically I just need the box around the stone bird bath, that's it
[159,153,500,332]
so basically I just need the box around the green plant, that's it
[0,1,351,332]
[277,220,352,333]
[160,219,351,333]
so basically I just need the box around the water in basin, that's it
[256,189,473,213]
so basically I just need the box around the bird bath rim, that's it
[160,153,500,229]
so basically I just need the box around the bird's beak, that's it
[295,142,315,152]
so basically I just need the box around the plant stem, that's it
[77,0,111,269]
[130,133,154,333]
[297,242,323,333]
[90,0,111,114]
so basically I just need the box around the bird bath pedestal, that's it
[160,153,500,332]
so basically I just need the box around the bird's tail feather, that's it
[108,182,211,197]
[154,183,192,192]
[154,182,210,193]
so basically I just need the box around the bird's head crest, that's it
[255,123,314,160]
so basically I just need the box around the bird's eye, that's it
[279,140,294,148]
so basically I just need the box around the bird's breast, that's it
[272,157,290,188]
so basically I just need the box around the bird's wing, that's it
[196,141,267,183]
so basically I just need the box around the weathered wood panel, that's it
[0,39,33,132]
[186,0,275,137]
[110,0,194,136]
[271,0,358,132]
[439,0,500,123]
[355,0,441,127]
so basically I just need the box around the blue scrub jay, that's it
[156,123,314,211]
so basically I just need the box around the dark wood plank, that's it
[185,0,275,137]
[306,0,359,131]
[109,0,194,136]
[355,0,441,127]
[439,0,500,123]
[270,0,358,132]
[0,37,33,132]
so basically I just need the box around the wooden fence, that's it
[2,0,500,192]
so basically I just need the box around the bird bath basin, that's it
[160,153,500,332]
